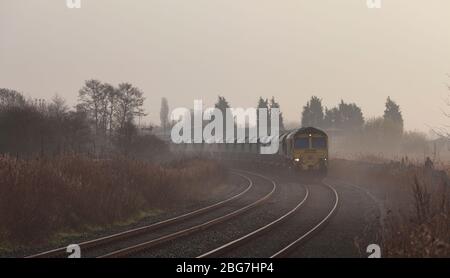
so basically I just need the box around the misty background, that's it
[1,0,449,132]
[1,1,450,255]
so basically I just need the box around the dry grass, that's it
[329,158,450,257]
[381,173,450,257]
[332,151,427,166]
[0,154,225,245]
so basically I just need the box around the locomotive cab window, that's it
[312,137,327,149]
[294,138,309,149]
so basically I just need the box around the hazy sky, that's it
[1,0,449,131]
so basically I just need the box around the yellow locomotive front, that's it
[281,127,328,172]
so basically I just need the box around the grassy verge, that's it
[0,154,226,248]
[329,159,450,257]
[381,174,450,257]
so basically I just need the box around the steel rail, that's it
[98,170,276,258]
[26,171,252,258]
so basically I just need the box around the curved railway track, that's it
[98,170,276,258]
[26,171,256,258]
[197,184,310,258]
[271,180,339,258]
[196,178,339,258]
[27,168,340,258]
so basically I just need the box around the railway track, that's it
[26,171,255,258]
[27,168,339,258]
[271,180,339,258]
[197,183,310,258]
[196,178,339,258]
[98,170,276,258]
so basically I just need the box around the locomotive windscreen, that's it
[312,137,327,149]
[294,138,309,149]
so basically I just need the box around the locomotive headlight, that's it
[294,158,300,162]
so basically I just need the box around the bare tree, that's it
[48,94,68,118]
[78,80,107,135]
[101,84,117,137]
[0,88,26,108]
[115,83,145,130]
[431,76,450,139]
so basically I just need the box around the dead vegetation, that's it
[0,154,226,246]
[382,173,450,257]
[329,158,450,257]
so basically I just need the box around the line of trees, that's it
[300,95,430,154]
[208,95,285,132]
[213,95,285,140]
[77,80,146,137]
[0,89,92,155]
[256,97,285,132]
[161,95,286,142]
[301,95,403,134]
[0,80,167,159]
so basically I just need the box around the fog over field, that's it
[1,0,449,131]
[1,1,450,262]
